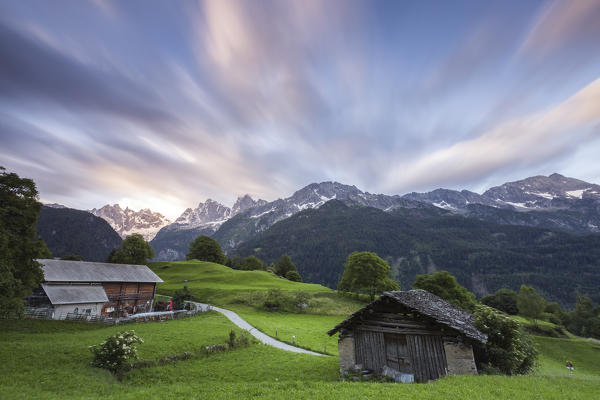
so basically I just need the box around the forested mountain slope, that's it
[36,206,122,261]
[232,200,600,307]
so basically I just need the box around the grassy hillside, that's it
[149,260,340,301]
[2,314,599,400]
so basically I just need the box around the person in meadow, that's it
[566,360,574,374]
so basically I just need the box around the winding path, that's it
[192,302,325,356]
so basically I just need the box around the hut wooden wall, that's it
[355,330,386,370]
[406,334,447,382]
[354,328,447,383]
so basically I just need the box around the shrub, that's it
[172,285,192,310]
[264,288,286,310]
[473,305,538,375]
[90,330,143,376]
[227,330,250,349]
[285,270,302,282]
[294,291,310,307]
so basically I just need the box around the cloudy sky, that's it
[1,0,600,219]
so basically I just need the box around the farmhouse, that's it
[328,289,487,383]
[27,259,163,320]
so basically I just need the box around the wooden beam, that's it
[356,325,443,336]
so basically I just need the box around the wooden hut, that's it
[328,290,487,383]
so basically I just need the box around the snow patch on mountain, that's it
[566,188,590,199]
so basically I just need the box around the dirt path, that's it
[191,302,325,356]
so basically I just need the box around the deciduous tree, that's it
[516,285,546,326]
[413,270,476,312]
[274,254,295,276]
[187,235,225,264]
[481,288,519,315]
[0,167,49,317]
[338,251,399,301]
[110,233,154,265]
[240,255,265,271]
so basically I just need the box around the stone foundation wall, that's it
[443,341,478,375]
[338,334,356,375]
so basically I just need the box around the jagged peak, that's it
[549,173,565,179]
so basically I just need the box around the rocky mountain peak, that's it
[174,199,231,227]
[482,173,600,208]
[90,204,171,241]
[232,194,267,216]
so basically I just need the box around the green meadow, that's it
[1,260,599,399]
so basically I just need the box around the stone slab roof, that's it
[38,259,163,283]
[41,283,109,305]
[328,289,487,344]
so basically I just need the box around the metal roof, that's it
[328,289,487,344]
[38,259,163,283]
[41,283,109,305]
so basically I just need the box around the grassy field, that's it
[1,313,599,399]
[225,307,344,354]
[2,260,599,399]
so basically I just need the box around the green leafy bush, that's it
[264,288,287,310]
[172,285,192,310]
[89,330,143,375]
[285,270,302,282]
[473,305,538,375]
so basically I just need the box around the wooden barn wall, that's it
[101,282,156,316]
[406,334,447,382]
[349,301,452,383]
[354,329,386,370]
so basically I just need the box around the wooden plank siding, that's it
[351,305,449,382]
[406,334,447,382]
[355,329,386,371]
[101,282,156,317]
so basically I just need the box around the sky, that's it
[1,0,600,219]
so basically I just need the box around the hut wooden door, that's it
[384,334,413,374]
[354,329,386,371]
[406,335,447,383]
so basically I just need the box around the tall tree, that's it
[413,270,476,312]
[566,293,600,338]
[240,255,265,271]
[274,254,298,277]
[338,251,399,301]
[187,235,226,264]
[0,167,48,317]
[110,233,154,265]
[516,285,546,326]
[481,288,519,315]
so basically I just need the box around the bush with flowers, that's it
[89,330,143,375]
